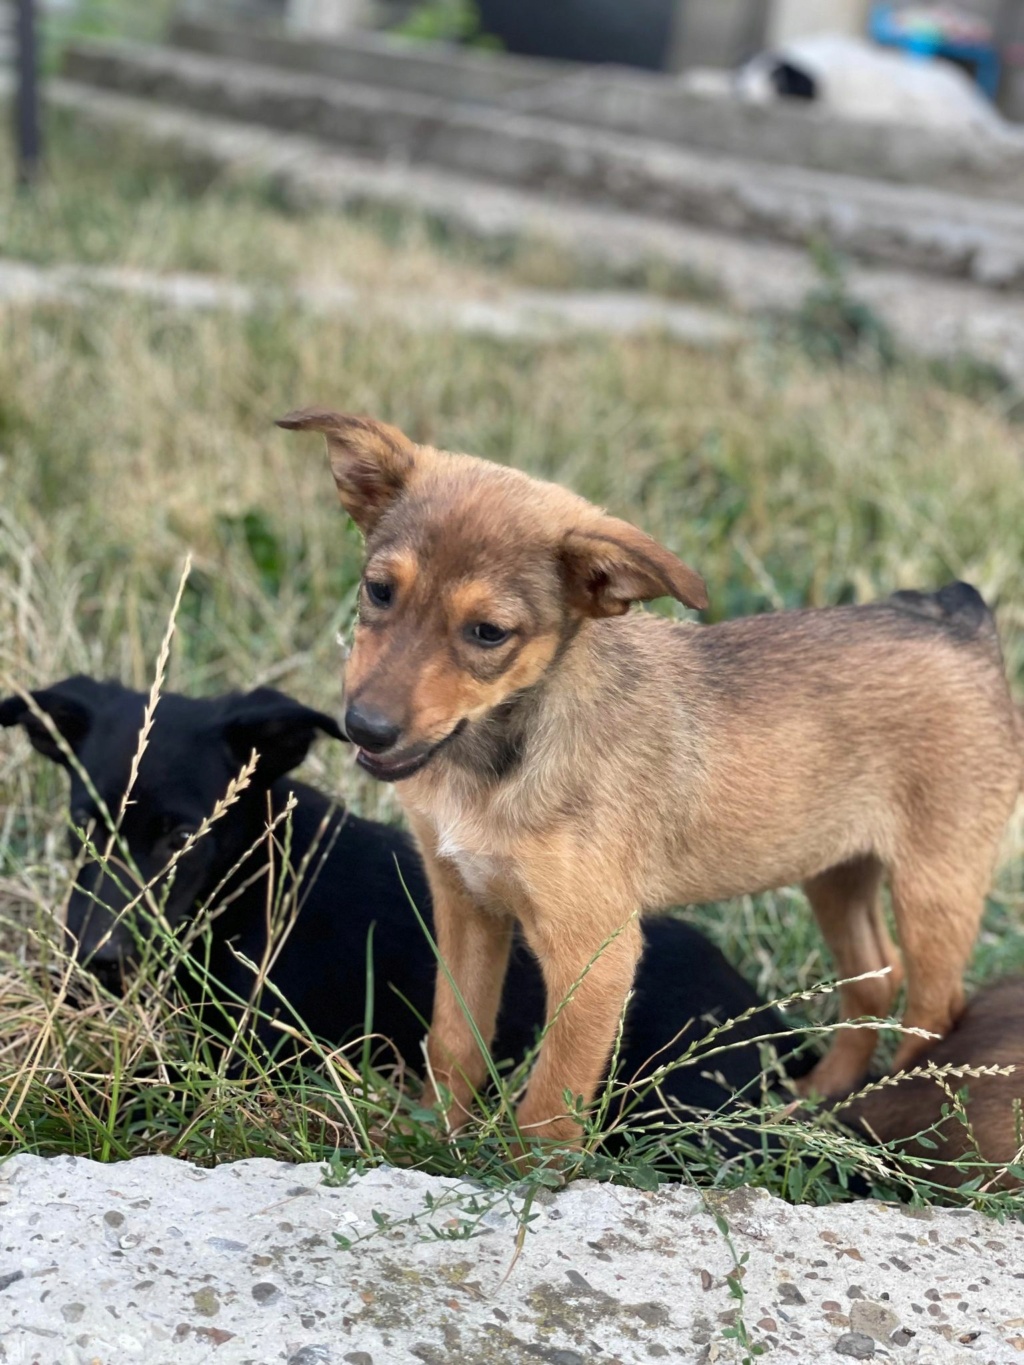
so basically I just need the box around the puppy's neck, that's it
[454,686,540,783]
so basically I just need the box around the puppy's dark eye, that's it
[468,623,511,648]
[71,808,95,833]
[165,828,195,853]
[365,580,394,608]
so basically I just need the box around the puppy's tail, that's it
[837,978,1024,1191]
[888,580,992,639]
[890,582,1024,792]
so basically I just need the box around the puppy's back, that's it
[841,978,1024,1189]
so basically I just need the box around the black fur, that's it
[888,581,991,639]
[770,60,817,100]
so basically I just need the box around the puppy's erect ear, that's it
[0,675,110,767]
[221,687,346,786]
[560,516,708,618]
[275,408,417,535]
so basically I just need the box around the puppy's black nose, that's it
[344,704,401,753]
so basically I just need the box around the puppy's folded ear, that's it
[560,517,708,617]
[275,408,417,536]
[222,687,346,786]
[0,675,109,767]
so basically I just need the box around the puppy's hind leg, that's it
[799,856,901,1097]
[889,863,984,1073]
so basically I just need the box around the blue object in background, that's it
[869,3,1001,98]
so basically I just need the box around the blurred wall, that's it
[177,0,287,19]
[668,0,766,70]
[287,0,372,34]
[768,0,869,43]
[476,0,679,69]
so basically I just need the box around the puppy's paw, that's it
[515,1108,582,1143]
[795,1056,867,1101]
[506,1137,574,1177]
[419,1072,477,1137]
[792,1073,824,1100]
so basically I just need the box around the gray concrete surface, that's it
[1,1153,1023,1364]
[170,16,1024,196]
[170,14,573,104]
[60,40,1024,286]
[39,81,1024,386]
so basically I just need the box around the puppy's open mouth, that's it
[355,720,467,784]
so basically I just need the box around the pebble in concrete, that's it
[835,1330,877,1358]
[1,1154,1024,1363]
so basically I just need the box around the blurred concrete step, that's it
[171,14,572,105]
[62,38,1024,290]
[45,79,1024,386]
[171,15,1024,200]
[0,256,747,349]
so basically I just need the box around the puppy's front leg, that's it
[516,910,643,1150]
[409,825,514,1129]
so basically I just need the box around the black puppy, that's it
[1,677,796,1144]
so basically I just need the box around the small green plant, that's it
[712,1208,767,1363]
[392,0,501,49]
[791,241,897,368]
[330,1175,549,1252]
[40,0,177,73]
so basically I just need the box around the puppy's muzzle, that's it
[349,717,468,784]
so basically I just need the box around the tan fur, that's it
[278,409,1023,1152]
[840,978,1024,1190]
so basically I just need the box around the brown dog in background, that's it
[279,408,1022,1150]
[841,976,1024,1191]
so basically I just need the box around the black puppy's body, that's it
[185,777,443,1066]
[1,678,793,1144]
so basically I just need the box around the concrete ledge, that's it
[62,40,1024,289]
[42,79,1024,385]
[170,16,1024,199]
[2,1152,1024,1363]
[504,68,1024,201]
[170,14,574,104]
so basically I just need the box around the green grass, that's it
[0,115,1023,1213]
[39,0,178,71]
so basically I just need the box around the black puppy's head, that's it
[0,676,343,985]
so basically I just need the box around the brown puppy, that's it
[279,408,1022,1149]
[840,977,1024,1191]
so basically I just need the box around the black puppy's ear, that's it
[0,675,109,767]
[222,687,345,785]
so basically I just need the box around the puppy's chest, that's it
[429,802,518,900]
